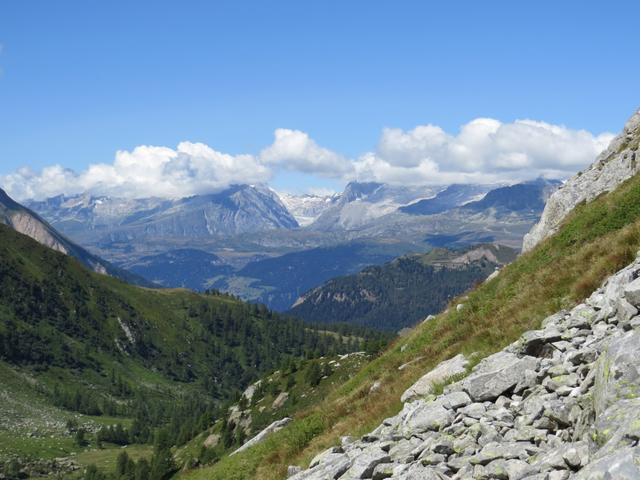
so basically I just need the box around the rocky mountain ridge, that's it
[523,108,640,252]
[287,252,640,479]
[26,183,299,243]
[21,178,560,309]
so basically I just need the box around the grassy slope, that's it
[186,173,640,480]
[173,353,370,469]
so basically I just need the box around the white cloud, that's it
[352,118,615,185]
[259,128,352,177]
[2,142,271,200]
[0,118,615,200]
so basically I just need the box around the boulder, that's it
[520,328,563,356]
[461,352,538,402]
[593,330,640,415]
[289,453,351,480]
[400,400,455,434]
[573,447,640,480]
[341,446,390,479]
[623,277,640,306]
[203,433,220,448]
[401,354,469,403]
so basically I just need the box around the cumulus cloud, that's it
[2,142,271,200]
[0,118,615,200]
[353,119,615,185]
[259,128,352,177]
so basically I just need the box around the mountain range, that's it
[1,102,638,480]
[22,178,560,310]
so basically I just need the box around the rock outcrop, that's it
[231,417,292,456]
[289,253,640,479]
[523,108,640,252]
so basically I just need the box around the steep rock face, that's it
[523,109,640,252]
[288,253,640,479]
[103,184,299,240]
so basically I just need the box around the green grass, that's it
[187,172,640,479]
[74,444,153,471]
[175,352,370,472]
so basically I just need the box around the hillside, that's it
[288,250,640,479]
[288,244,517,332]
[0,188,152,287]
[184,109,640,479]
[0,224,385,478]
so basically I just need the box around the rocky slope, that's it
[523,108,640,252]
[288,253,640,479]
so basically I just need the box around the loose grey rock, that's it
[289,248,640,480]
[401,354,469,403]
[461,352,538,401]
[341,446,390,479]
[401,400,455,434]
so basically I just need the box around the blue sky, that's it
[0,1,638,198]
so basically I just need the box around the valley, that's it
[2,5,635,478]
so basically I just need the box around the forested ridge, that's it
[289,247,513,331]
[0,224,387,479]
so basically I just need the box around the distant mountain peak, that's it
[342,181,384,202]
[460,178,561,214]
